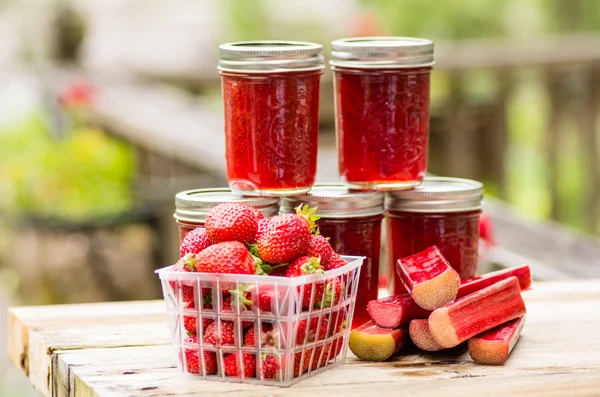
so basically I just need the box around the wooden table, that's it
[8,280,600,397]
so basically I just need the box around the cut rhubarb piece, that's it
[398,246,460,310]
[367,294,431,329]
[458,265,532,299]
[469,315,526,365]
[409,319,445,352]
[429,277,526,348]
[349,320,408,362]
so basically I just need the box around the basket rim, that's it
[155,255,365,286]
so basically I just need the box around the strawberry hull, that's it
[468,315,526,365]
[367,294,431,328]
[398,246,460,310]
[348,320,408,361]
[428,277,527,348]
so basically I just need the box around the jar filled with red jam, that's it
[281,184,384,328]
[386,177,484,295]
[174,188,279,243]
[330,37,434,190]
[219,41,324,196]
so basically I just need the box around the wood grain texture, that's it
[8,281,600,397]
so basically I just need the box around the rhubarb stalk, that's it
[348,321,408,362]
[458,264,531,299]
[428,277,526,348]
[398,246,460,310]
[468,316,526,365]
[367,294,430,329]
[409,319,445,352]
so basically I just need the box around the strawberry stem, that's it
[228,284,253,311]
[295,204,321,235]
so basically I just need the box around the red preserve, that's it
[174,188,279,243]
[330,37,434,190]
[219,41,324,196]
[386,177,484,295]
[281,184,384,329]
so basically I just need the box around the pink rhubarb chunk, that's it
[458,264,532,299]
[398,246,460,310]
[367,294,431,329]
[428,277,527,348]
[468,315,526,365]
[409,319,445,352]
[349,321,409,362]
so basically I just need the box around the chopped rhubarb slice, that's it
[409,319,444,352]
[429,277,526,348]
[398,246,460,310]
[469,316,526,365]
[458,264,532,299]
[348,321,408,362]
[367,294,431,329]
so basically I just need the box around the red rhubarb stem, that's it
[468,315,526,365]
[458,264,531,299]
[428,277,527,348]
[367,294,431,329]
[409,319,445,352]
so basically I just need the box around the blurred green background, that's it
[1,0,600,395]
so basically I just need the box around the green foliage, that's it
[0,111,134,222]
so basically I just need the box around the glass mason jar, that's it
[330,37,434,191]
[174,188,279,243]
[219,41,324,196]
[386,177,483,295]
[281,184,384,328]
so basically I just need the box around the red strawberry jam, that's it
[174,188,278,243]
[281,184,384,328]
[386,177,483,294]
[219,41,324,196]
[330,37,434,190]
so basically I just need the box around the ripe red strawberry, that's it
[244,323,276,346]
[224,353,256,378]
[203,320,235,345]
[254,218,270,241]
[221,296,253,329]
[183,316,213,335]
[314,337,344,369]
[256,213,311,264]
[248,206,265,220]
[179,228,211,257]
[183,335,217,375]
[325,253,347,270]
[307,235,334,267]
[195,241,256,274]
[286,256,325,308]
[296,317,329,344]
[330,306,348,335]
[292,349,313,377]
[315,278,343,308]
[261,354,281,380]
[205,203,258,244]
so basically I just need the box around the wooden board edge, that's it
[7,307,30,377]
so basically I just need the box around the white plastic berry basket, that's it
[155,256,364,387]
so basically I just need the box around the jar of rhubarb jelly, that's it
[386,177,483,295]
[219,41,324,196]
[330,37,434,190]
[174,188,279,243]
[281,184,384,328]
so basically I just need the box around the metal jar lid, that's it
[174,188,280,224]
[330,37,434,69]
[218,41,325,73]
[280,184,385,219]
[386,177,484,213]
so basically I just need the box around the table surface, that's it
[8,280,600,397]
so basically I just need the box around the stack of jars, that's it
[173,38,484,328]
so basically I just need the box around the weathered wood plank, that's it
[9,280,600,396]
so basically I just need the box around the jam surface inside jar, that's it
[387,210,480,295]
[334,67,431,189]
[318,215,382,328]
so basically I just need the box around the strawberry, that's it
[307,235,334,267]
[248,206,265,220]
[285,256,325,308]
[330,306,348,335]
[325,252,347,270]
[261,354,281,380]
[315,278,343,308]
[205,203,258,244]
[183,335,217,375]
[292,349,313,377]
[183,316,213,335]
[224,353,256,378]
[179,228,211,257]
[256,213,311,264]
[203,320,235,346]
[195,241,256,274]
[296,317,329,344]
[221,296,253,329]
[314,337,344,370]
[255,218,270,241]
[244,323,277,346]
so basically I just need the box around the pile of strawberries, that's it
[170,202,351,380]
